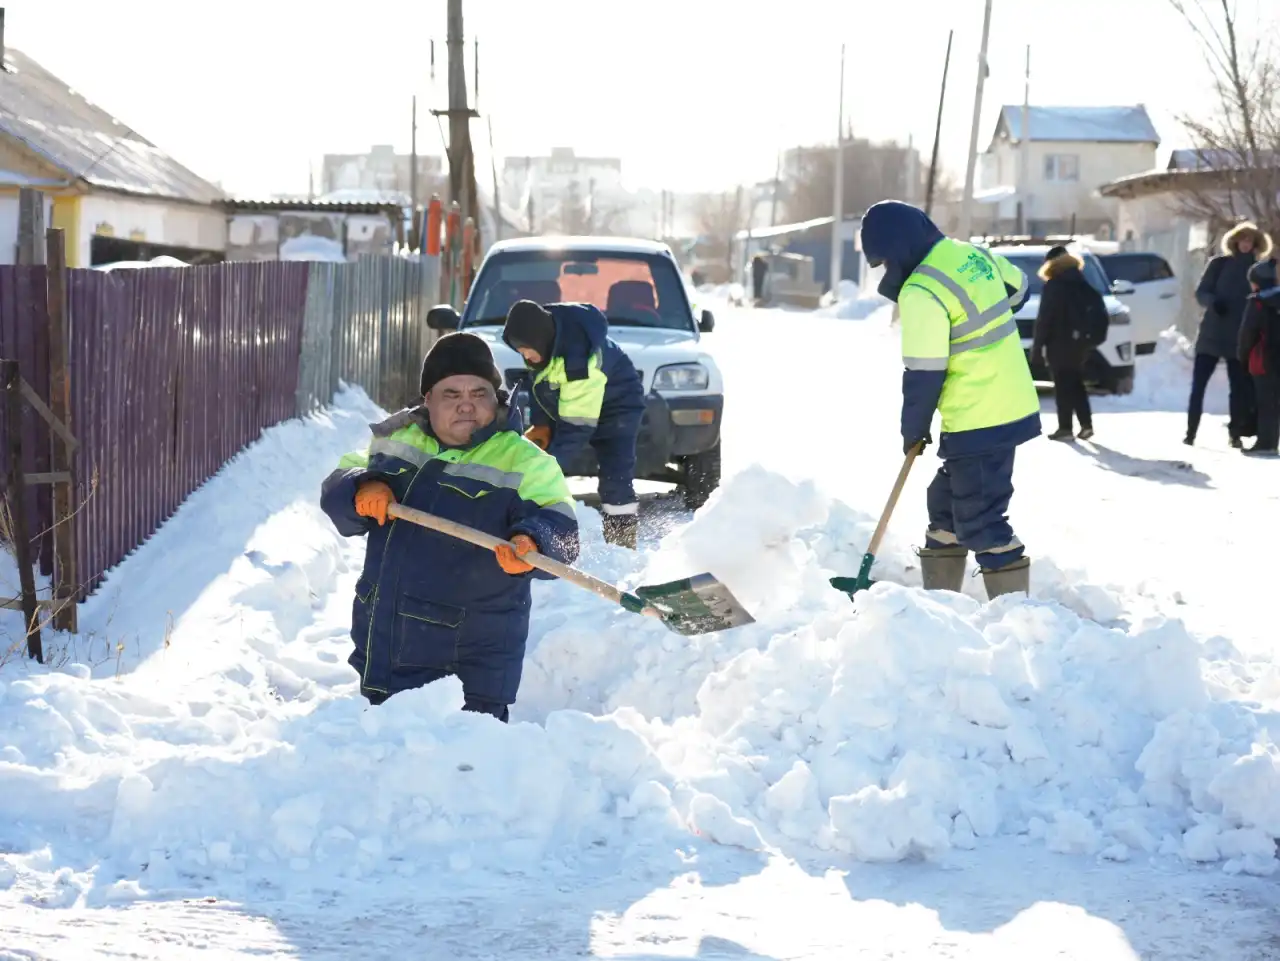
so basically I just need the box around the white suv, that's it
[991,244,1136,395]
[427,237,726,509]
[1095,251,1182,357]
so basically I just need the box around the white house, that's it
[977,105,1160,238]
[0,47,226,267]
[1098,151,1279,335]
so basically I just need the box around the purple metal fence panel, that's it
[0,265,54,576]
[64,262,310,596]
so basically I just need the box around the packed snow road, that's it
[0,299,1277,960]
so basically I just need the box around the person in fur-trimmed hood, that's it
[1031,246,1108,441]
[1187,221,1273,447]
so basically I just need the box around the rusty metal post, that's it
[3,360,42,662]
[45,228,77,632]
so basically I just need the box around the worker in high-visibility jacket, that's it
[504,299,647,549]
[860,200,1042,599]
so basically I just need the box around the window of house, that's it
[1044,154,1080,182]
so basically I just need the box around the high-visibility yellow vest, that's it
[899,238,1039,434]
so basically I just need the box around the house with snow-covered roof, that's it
[975,105,1160,238]
[0,44,227,266]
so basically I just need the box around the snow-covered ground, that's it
[1,296,1277,960]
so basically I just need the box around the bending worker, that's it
[859,200,1041,599]
[503,299,646,549]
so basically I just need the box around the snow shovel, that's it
[829,442,921,598]
[386,504,754,636]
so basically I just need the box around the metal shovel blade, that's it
[634,572,755,636]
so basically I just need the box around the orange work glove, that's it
[494,534,537,575]
[524,425,552,450]
[354,480,395,526]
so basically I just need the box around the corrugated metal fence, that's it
[0,252,442,603]
[0,266,53,576]
[296,255,440,415]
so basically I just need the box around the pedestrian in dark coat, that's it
[1031,246,1104,441]
[1187,221,1273,446]
[751,253,769,304]
[1239,258,1280,456]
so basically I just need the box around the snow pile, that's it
[279,235,347,262]
[1103,326,1227,413]
[1,391,1278,913]
[524,469,1280,874]
[815,280,891,321]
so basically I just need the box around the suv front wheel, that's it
[681,443,721,511]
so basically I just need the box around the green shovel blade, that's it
[830,552,876,598]
[632,573,755,636]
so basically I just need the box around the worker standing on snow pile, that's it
[503,299,647,549]
[319,332,580,720]
[859,200,1041,600]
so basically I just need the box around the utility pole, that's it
[433,0,479,226]
[830,43,846,294]
[769,150,781,228]
[1018,44,1031,235]
[410,95,418,220]
[959,0,993,242]
[487,116,501,242]
[924,29,954,218]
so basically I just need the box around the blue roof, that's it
[996,106,1159,145]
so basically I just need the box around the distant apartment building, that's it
[502,148,626,233]
[320,145,445,205]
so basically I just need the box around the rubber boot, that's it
[981,556,1031,600]
[602,513,639,550]
[918,546,968,593]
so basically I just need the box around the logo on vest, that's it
[957,251,996,284]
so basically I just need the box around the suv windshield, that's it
[998,251,1111,297]
[461,249,693,330]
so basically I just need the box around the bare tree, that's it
[1167,0,1280,236]
[692,189,747,267]
[783,138,924,224]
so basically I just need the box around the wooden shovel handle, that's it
[866,444,921,558]
[386,502,631,608]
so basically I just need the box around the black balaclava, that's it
[502,300,557,369]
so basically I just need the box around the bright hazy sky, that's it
[8,0,1276,197]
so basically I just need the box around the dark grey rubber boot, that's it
[918,546,968,592]
[981,556,1031,599]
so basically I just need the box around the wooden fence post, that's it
[45,228,77,633]
[16,189,46,266]
[2,360,42,663]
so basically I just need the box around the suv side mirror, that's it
[1110,279,1136,296]
[699,309,716,333]
[427,305,461,331]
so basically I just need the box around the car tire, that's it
[681,443,721,511]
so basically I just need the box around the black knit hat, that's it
[502,300,556,366]
[419,331,503,396]
[1248,258,1278,289]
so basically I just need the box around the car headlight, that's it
[1109,306,1131,324]
[653,362,710,391]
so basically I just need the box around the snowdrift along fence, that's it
[0,252,442,604]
